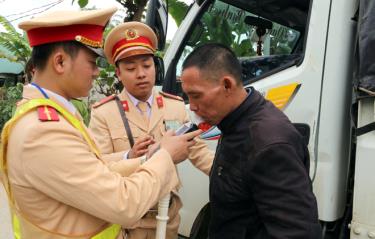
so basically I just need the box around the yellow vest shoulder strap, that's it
[13,98,100,157]
[1,98,120,239]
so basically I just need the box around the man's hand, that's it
[161,129,202,164]
[128,135,155,159]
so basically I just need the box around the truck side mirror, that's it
[146,0,168,51]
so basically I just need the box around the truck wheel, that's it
[189,203,210,239]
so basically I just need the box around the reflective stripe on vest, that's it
[1,98,121,239]
[92,224,121,239]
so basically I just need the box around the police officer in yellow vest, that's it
[0,8,202,239]
[88,22,214,239]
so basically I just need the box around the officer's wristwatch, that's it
[140,155,147,164]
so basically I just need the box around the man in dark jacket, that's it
[180,43,322,239]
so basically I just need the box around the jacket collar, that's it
[118,89,163,133]
[217,87,259,134]
[125,89,154,112]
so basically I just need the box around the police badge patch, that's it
[164,120,181,131]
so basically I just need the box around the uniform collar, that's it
[42,88,77,114]
[25,84,77,115]
[117,88,162,133]
[125,89,154,107]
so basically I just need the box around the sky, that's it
[0,0,192,40]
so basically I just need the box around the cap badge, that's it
[75,35,103,48]
[124,29,138,40]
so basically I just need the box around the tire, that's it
[189,203,210,239]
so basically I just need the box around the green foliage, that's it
[95,62,123,96]
[0,15,31,66]
[194,14,255,57]
[72,0,146,21]
[78,0,89,8]
[93,22,123,97]
[0,83,23,131]
[71,99,90,126]
[72,0,89,8]
[187,2,298,58]
[269,35,293,55]
[168,0,189,26]
[72,0,189,27]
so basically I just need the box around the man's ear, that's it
[51,51,67,74]
[115,67,120,77]
[221,76,236,94]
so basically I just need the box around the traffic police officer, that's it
[0,8,201,239]
[89,22,214,239]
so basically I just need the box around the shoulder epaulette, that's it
[92,94,116,108]
[37,106,59,121]
[159,91,183,101]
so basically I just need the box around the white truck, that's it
[147,0,375,238]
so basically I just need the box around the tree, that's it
[74,0,147,21]
[0,15,31,130]
[73,0,189,26]
[0,16,31,66]
[192,13,255,57]
[0,15,32,81]
[0,82,23,130]
[168,0,188,26]
[91,21,124,97]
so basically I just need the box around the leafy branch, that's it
[0,15,31,66]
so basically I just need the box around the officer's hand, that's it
[128,135,155,159]
[161,129,202,164]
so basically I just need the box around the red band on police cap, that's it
[27,24,103,47]
[112,36,155,60]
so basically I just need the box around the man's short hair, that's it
[31,41,85,71]
[182,43,242,85]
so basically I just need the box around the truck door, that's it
[153,0,354,236]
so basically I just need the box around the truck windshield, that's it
[175,0,308,85]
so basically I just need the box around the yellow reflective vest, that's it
[0,98,121,239]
